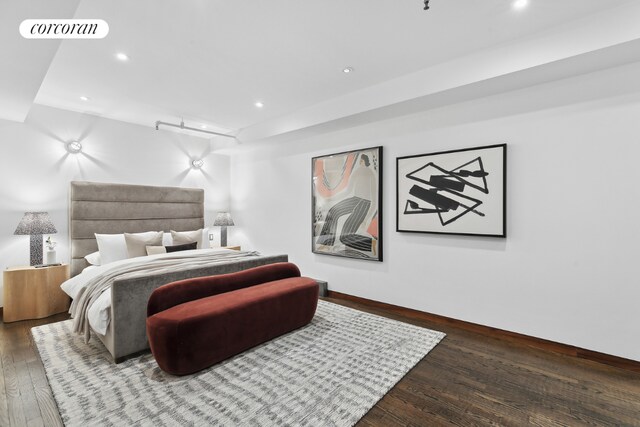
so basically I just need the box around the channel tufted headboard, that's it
[69,181,205,277]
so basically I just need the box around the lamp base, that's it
[220,226,227,247]
[30,234,43,266]
[45,249,57,264]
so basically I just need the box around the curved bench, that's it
[146,262,319,375]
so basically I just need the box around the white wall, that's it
[0,105,230,306]
[230,63,640,361]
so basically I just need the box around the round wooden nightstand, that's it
[3,264,70,323]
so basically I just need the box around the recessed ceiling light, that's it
[343,67,354,74]
[255,101,264,108]
[115,52,129,61]
[513,0,528,10]
[200,125,207,129]
[79,96,90,101]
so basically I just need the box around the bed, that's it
[67,181,288,363]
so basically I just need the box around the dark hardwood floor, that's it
[2,300,640,426]
[1,311,68,427]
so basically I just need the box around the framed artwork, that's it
[312,146,383,261]
[396,143,506,237]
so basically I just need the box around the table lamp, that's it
[14,212,58,266]
[213,212,234,247]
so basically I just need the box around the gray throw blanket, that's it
[71,250,261,342]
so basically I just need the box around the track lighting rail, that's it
[155,120,236,139]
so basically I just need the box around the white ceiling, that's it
[3,0,640,142]
[0,0,80,122]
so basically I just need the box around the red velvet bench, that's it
[146,262,319,375]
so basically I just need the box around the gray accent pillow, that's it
[125,231,163,258]
[171,229,203,249]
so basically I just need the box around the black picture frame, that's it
[312,146,383,261]
[396,143,506,238]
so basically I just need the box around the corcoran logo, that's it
[19,19,109,39]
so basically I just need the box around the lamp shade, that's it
[213,212,234,227]
[14,212,57,235]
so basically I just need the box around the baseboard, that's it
[327,290,640,373]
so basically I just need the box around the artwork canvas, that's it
[312,146,383,261]
[396,144,506,237]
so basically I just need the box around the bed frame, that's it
[69,181,288,362]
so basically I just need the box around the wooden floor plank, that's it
[3,353,28,427]
[14,358,42,424]
[0,337,10,427]
[33,386,63,427]
[26,417,44,427]
[28,351,64,427]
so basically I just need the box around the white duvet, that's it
[61,248,236,336]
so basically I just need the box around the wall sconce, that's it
[191,159,204,169]
[66,141,83,154]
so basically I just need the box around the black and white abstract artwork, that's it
[396,144,506,237]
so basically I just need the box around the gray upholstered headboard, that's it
[69,181,205,277]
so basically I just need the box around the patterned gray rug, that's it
[32,300,445,426]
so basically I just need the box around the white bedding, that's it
[61,248,236,336]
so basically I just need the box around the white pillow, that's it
[95,231,160,265]
[170,228,208,249]
[162,233,172,246]
[84,251,102,266]
[95,234,127,265]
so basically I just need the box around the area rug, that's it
[32,300,445,426]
